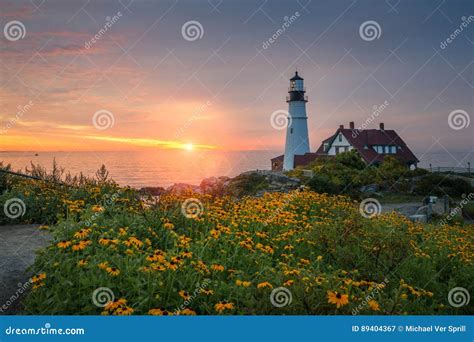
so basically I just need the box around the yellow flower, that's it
[98,262,109,270]
[114,306,134,315]
[77,259,88,267]
[236,280,251,287]
[368,300,380,311]
[74,228,91,239]
[31,273,46,283]
[106,267,120,276]
[214,302,234,313]
[179,308,196,315]
[211,264,224,272]
[57,240,71,249]
[164,222,175,230]
[316,255,323,261]
[327,291,349,308]
[148,308,172,316]
[257,282,273,289]
[91,205,104,213]
[179,290,191,300]
[283,280,294,287]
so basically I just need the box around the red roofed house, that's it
[271,121,419,171]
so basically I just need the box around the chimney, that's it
[349,121,354,129]
[339,124,344,129]
[379,122,384,131]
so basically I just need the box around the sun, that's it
[184,143,194,151]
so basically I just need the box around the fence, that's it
[428,163,471,175]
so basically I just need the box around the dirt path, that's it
[0,224,50,315]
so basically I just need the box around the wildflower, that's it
[115,306,134,315]
[72,240,91,251]
[283,280,294,287]
[236,280,251,287]
[106,267,120,276]
[57,240,71,249]
[180,308,196,315]
[316,255,323,261]
[214,302,234,313]
[257,282,273,289]
[77,259,88,267]
[327,291,349,308]
[211,264,224,272]
[74,228,91,239]
[164,222,174,230]
[149,308,171,316]
[98,262,109,270]
[201,289,214,295]
[179,290,191,300]
[368,300,380,311]
[31,273,46,283]
[91,205,104,213]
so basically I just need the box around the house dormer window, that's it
[338,133,342,142]
[323,143,329,152]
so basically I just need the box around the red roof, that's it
[316,127,419,164]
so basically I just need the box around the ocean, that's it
[0,150,472,188]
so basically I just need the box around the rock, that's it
[166,183,201,195]
[199,176,229,194]
[139,186,166,196]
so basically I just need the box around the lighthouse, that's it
[283,71,310,170]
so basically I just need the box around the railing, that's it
[428,163,471,175]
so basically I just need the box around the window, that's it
[290,81,295,90]
[290,128,293,134]
[338,133,342,142]
[364,145,369,150]
[377,146,383,154]
[391,146,396,154]
[323,143,329,152]
[385,146,390,154]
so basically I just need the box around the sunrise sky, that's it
[0,0,472,154]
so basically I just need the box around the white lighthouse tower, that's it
[283,71,310,170]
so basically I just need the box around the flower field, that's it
[1,174,473,315]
